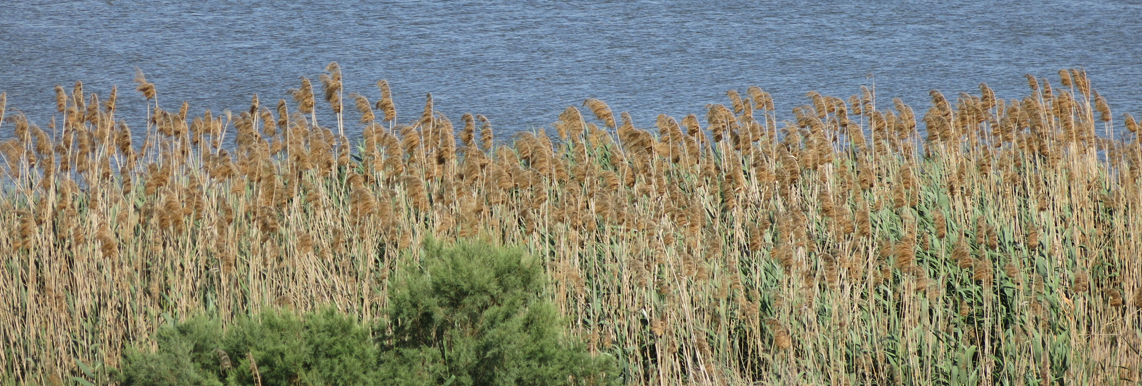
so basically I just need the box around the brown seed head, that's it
[680,114,701,137]
[746,85,767,111]
[1095,94,1111,122]
[376,80,396,122]
[349,182,377,223]
[16,210,36,250]
[403,175,429,213]
[420,92,434,126]
[932,209,947,239]
[727,89,744,114]
[290,77,316,114]
[1107,289,1124,307]
[134,69,156,100]
[584,98,616,128]
[480,117,494,151]
[352,93,374,124]
[1024,223,1039,250]
[766,319,792,350]
[54,85,67,112]
[320,62,343,113]
[105,86,117,114]
[973,258,993,286]
[953,239,973,269]
[1059,69,1073,87]
[748,224,764,253]
[1025,74,1039,92]
[893,238,915,270]
[979,83,996,110]
[1072,68,1090,97]
[460,113,476,148]
[773,243,794,273]
[1072,270,1089,293]
[808,91,828,118]
[96,222,119,259]
[32,126,52,156]
[986,225,998,250]
[259,109,278,138]
[557,106,585,141]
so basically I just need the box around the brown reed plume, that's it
[376,80,396,123]
[320,62,343,114]
[289,76,317,117]
[133,68,156,100]
[584,98,616,129]
[352,93,375,124]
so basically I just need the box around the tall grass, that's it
[2,66,1141,385]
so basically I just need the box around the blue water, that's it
[2,0,1141,141]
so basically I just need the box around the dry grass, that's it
[2,67,1142,385]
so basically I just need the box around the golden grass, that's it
[2,67,1142,385]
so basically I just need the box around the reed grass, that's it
[2,67,1142,385]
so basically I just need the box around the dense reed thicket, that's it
[1,65,1141,385]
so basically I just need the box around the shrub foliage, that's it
[117,309,377,385]
[116,240,617,385]
[378,240,617,385]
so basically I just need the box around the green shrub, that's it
[116,309,378,385]
[116,315,225,386]
[116,240,618,385]
[377,239,619,385]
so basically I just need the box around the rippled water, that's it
[2,0,1141,140]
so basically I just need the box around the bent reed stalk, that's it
[1,67,1141,385]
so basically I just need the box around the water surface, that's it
[2,0,1140,140]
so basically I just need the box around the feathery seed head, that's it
[1059,69,1073,87]
[681,114,701,137]
[54,85,67,112]
[1095,93,1111,122]
[352,93,375,124]
[96,222,119,259]
[290,77,316,114]
[1072,270,1090,293]
[1107,289,1124,307]
[973,257,994,286]
[1025,74,1039,92]
[376,80,396,122]
[727,90,744,114]
[480,117,494,151]
[134,69,156,100]
[584,98,616,128]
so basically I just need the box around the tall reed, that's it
[1,67,1141,385]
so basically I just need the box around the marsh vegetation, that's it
[1,65,1141,384]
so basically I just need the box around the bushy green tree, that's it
[377,240,619,386]
[116,315,225,386]
[116,309,378,385]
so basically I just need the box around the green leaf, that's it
[71,377,95,386]
[76,359,95,379]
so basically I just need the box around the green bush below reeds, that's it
[114,240,617,386]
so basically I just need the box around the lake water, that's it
[2,0,1141,141]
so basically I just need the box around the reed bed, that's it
[1,66,1141,385]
